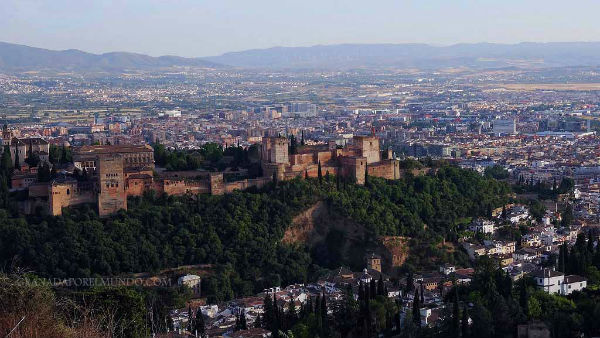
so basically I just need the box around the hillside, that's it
[0,165,509,299]
[0,42,222,73]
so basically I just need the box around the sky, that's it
[1,0,599,57]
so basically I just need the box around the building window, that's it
[66,189,70,195]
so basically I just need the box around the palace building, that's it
[28,135,403,217]
[261,135,401,184]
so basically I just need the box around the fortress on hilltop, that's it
[261,135,401,184]
[24,135,402,217]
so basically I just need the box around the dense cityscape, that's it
[1,62,600,338]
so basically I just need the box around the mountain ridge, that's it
[203,41,600,69]
[0,41,222,73]
[3,41,600,72]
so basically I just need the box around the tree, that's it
[304,170,308,180]
[561,204,574,227]
[320,292,328,336]
[470,302,492,338]
[187,306,194,332]
[240,310,248,330]
[289,135,297,155]
[13,147,19,170]
[287,299,297,328]
[264,294,275,332]
[24,152,40,167]
[412,288,420,327]
[255,314,262,328]
[300,130,305,146]
[461,305,469,338]
[377,274,384,296]
[370,278,377,300]
[1,146,13,175]
[37,162,51,182]
[519,280,529,317]
[195,308,206,337]
[317,161,322,184]
[406,273,414,293]
[452,287,460,338]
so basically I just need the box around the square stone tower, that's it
[97,154,127,217]
[354,136,380,164]
[261,136,289,164]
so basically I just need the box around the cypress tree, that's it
[377,274,384,296]
[240,310,248,330]
[321,292,328,336]
[263,294,274,331]
[287,299,297,327]
[301,130,305,146]
[305,170,308,180]
[406,272,414,293]
[413,288,421,327]
[315,294,321,316]
[195,308,206,337]
[255,314,262,328]
[519,280,528,317]
[358,282,364,305]
[14,147,19,170]
[187,306,194,332]
[461,304,469,338]
[452,288,460,338]
[318,161,322,184]
[370,278,377,299]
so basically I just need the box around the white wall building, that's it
[469,218,495,234]
[532,268,587,295]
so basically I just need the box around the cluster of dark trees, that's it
[0,165,510,301]
[254,278,398,338]
[557,232,600,284]
[483,165,509,180]
[288,132,305,155]
[0,146,12,208]
[514,175,575,200]
[153,142,261,174]
[424,256,600,338]
[48,144,73,165]
[153,142,203,171]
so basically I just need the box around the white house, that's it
[531,268,587,295]
[469,218,495,234]
[512,248,539,262]
[562,275,587,295]
[507,206,530,224]
[178,274,202,296]
[439,264,456,275]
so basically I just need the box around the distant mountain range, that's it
[204,42,600,69]
[2,41,600,72]
[0,42,221,73]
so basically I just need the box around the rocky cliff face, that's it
[283,201,411,273]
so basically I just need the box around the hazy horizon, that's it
[5,40,600,59]
[2,0,600,58]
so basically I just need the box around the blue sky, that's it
[1,0,599,57]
